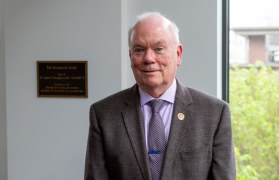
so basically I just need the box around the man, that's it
[85,12,236,180]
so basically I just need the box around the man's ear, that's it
[177,44,183,66]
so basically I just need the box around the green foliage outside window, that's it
[230,63,279,180]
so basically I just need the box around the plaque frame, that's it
[37,61,88,98]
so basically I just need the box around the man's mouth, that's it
[140,67,160,72]
[142,70,157,72]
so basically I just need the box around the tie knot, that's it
[149,99,165,113]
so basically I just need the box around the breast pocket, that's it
[172,145,211,178]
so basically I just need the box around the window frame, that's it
[222,0,230,102]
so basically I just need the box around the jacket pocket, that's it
[180,145,210,158]
[172,145,211,179]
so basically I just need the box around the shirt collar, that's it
[139,80,177,106]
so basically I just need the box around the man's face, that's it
[129,19,182,97]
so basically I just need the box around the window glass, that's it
[229,0,279,179]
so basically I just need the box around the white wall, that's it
[2,0,222,180]
[5,1,121,180]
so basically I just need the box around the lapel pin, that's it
[177,113,185,120]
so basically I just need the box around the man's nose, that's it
[144,49,155,63]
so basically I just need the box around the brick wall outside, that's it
[248,35,266,63]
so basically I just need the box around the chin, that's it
[142,80,162,88]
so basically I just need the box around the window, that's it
[229,0,279,179]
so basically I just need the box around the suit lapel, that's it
[161,81,194,180]
[122,85,151,180]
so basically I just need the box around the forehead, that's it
[131,18,173,44]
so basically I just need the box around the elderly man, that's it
[85,12,236,180]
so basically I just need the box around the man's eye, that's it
[134,48,145,53]
[155,47,164,53]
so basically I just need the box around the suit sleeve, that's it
[84,105,110,180]
[210,103,236,180]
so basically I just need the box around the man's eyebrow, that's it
[132,40,167,49]
[133,43,144,47]
[154,40,167,46]
[132,43,145,49]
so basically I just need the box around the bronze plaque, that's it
[37,61,88,98]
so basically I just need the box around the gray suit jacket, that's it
[84,81,236,180]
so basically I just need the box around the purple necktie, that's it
[148,99,167,180]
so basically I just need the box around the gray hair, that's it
[128,12,180,49]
